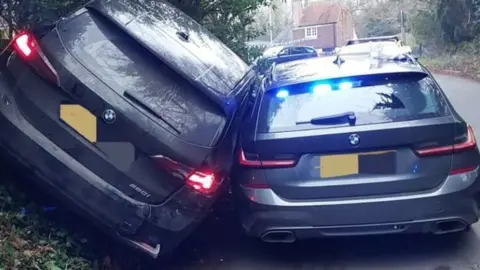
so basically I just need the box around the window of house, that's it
[305,27,317,39]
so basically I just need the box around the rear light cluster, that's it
[152,155,219,194]
[414,125,477,157]
[238,149,295,168]
[11,32,59,85]
[415,125,478,175]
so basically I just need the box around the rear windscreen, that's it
[257,73,451,133]
[59,12,226,146]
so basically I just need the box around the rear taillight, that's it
[186,171,216,192]
[239,149,295,168]
[152,155,219,194]
[12,33,35,58]
[11,32,59,85]
[449,166,477,175]
[415,125,477,157]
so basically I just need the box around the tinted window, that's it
[257,74,451,133]
[290,47,308,54]
[63,12,225,146]
[263,47,285,57]
[278,48,289,55]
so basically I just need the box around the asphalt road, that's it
[156,73,480,270]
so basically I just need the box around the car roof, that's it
[346,35,400,45]
[268,54,425,90]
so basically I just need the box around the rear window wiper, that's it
[296,111,356,126]
[124,91,181,134]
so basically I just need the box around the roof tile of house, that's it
[299,2,344,26]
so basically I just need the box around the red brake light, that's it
[11,32,59,84]
[415,125,477,157]
[186,171,216,193]
[239,149,295,168]
[152,155,219,194]
[13,33,36,58]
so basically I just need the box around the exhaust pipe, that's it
[261,231,296,243]
[433,220,468,234]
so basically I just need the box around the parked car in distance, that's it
[0,0,255,259]
[255,45,318,75]
[232,47,480,244]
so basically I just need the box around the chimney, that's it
[292,0,304,27]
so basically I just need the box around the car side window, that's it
[305,47,316,54]
[290,47,308,55]
[278,48,289,56]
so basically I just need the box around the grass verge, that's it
[0,180,96,269]
[419,41,480,79]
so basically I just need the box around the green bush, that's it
[420,39,480,77]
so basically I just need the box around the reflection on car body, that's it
[0,0,255,259]
[232,47,480,244]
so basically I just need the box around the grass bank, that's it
[0,158,130,270]
[0,181,96,269]
[419,40,480,80]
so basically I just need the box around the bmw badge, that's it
[102,109,116,124]
[349,134,360,146]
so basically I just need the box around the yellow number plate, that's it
[319,151,395,178]
[59,104,97,143]
[320,154,358,178]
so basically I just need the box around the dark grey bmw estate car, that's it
[232,51,480,243]
[0,0,255,258]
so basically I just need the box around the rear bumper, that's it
[0,79,221,258]
[233,169,480,240]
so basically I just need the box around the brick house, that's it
[292,0,355,51]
